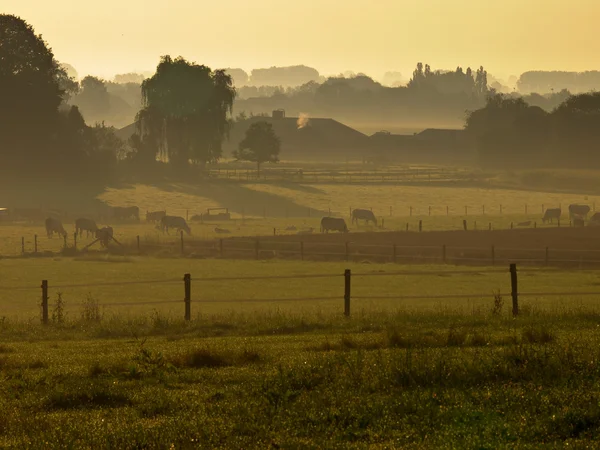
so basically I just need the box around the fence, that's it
[24,264,600,324]
[206,167,470,184]
[12,230,600,268]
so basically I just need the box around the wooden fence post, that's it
[34,235,38,254]
[463,220,467,231]
[63,234,67,250]
[419,220,422,232]
[500,204,503,215]
[21,237,25,254]
[300,241,304,261]
[510,264,519,317]
[446,205,449,216]
[184,273,191,321]
[491,245,495,266]
[406,223,409,232]
[390,206,392,217]
[73,232,77,250]
[180,230,184,255]
[345,242,349,262]
[137,235,140,252]
[344,269,351,317]
[442,244,446,264]
[41,280,48,325]
[409,206,412,217]
[255,239,260,260]
[273,227,276,236]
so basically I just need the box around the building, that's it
[368,128,472,164]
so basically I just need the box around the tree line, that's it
[466,93,600,169]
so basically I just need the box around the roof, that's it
[225,117,369,153]
[117,116,372,159]
[415,128,464,140]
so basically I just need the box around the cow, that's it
[161,215,191,235]
[320,217,349,233]
[45,217,67,238]
[351,209,377,226]
[75,218,98,238]
[146,210,166,223]
[95,226,114,248]
[589,212,600,226]
[111,206,139,221]
[569,204,590,220]
[542,208,561,224]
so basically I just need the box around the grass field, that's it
[2,259,600,447]
[4,174,600,446]
[98,181,600,220]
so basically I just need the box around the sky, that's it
[4,0,600,82]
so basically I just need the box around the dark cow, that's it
[75,218,98,238]
[95,226,114,248]
[146,210,166,223]
[161,215,191,235]
[45,217,67,238]
[320,217,349,233]
[351,208,377,226]
[112,206,139,221]
[542,208,561,224]
[589,212,600,226]
[569,204,590,220]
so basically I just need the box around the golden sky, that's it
[4,0,599,81]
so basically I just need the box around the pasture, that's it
[1,258,600,446]
[3,175,600,446]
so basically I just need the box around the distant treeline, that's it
[517,71,600,94]
[466,93,600,169]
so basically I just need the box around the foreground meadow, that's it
[1,293,600,447]
[1,259,600,446]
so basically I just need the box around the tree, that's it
[135,56,236,169]
[234,121,281,176]
[0,14,67,173]
[72,76,111,121]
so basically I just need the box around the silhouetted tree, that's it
[135,56,236,169]
[234,121,280,176]
[0,14,69,175]
[72,76,111,121]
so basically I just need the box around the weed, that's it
[51,292,66,324]
[492,291,504,316]
[81,294,102,322]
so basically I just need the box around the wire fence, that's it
[2,265,600,324]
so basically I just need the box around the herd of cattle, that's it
[4,204,600,247]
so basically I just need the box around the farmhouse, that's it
[369,128,473,164]
[115,110,371,162]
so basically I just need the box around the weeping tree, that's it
[135,56,236,169]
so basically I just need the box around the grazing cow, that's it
[569,204,590,220]
[351,209,377,226]
[320,217,349,233]
[75,218,98,238]
[161,215,191,235]
[589,212,600,226]
[542,208,561,224]
[146,210,166,223]
[111,206,139,221]
[95,226,114,248]
[45,217,67,238]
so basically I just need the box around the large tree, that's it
[0,14,69,173]
[234,121,281,177]
[135,56,236,169]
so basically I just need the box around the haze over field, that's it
[5,0,600,80]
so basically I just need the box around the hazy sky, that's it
[5,0,599,81]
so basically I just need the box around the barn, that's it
[115,110,371,162]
